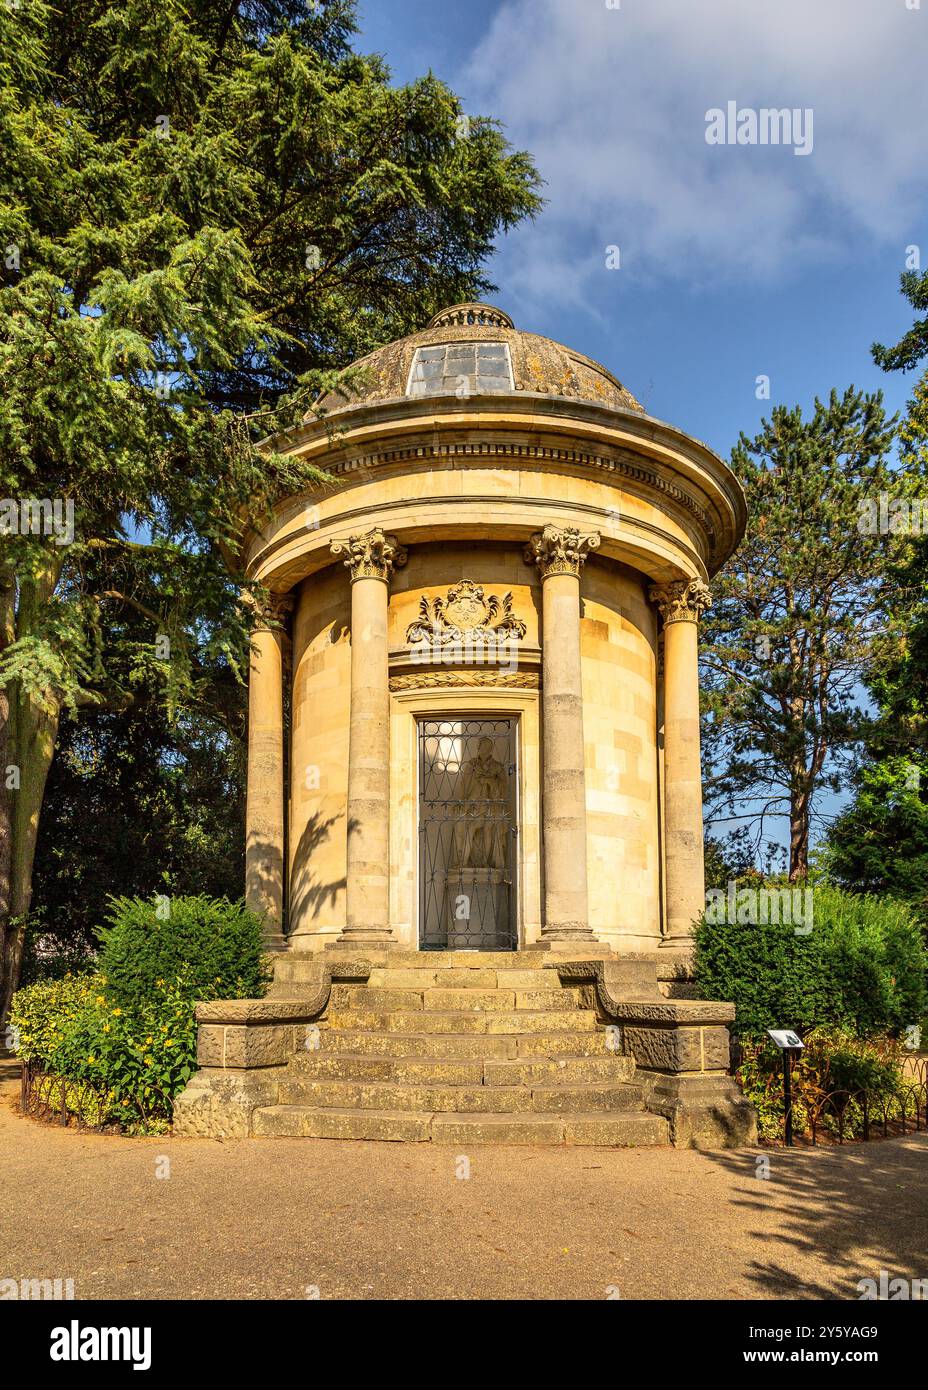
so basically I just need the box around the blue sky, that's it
[356,0,923,460]
[355,0,926,852]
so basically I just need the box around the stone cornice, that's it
[261,391,746,556]
[250,493,709,591]
[304,438,719,551]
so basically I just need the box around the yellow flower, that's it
[144,1056,152,1065]
[112,1007,122,1016]
[96,996,105,1005]
[146,1036,153,1044]
[164,1039,175,1047]
[87,1055,95,1064]
[103,1024,111,1033]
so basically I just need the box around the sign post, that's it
[766,1029,805,1147]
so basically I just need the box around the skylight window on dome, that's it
[406,342,514,398]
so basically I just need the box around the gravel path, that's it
[2,1062,925,1300]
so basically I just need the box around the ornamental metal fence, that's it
[19,1060,168,1133]
[742,1052,928,1147]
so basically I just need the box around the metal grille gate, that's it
[417,718,517,950]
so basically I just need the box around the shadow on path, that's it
[700,1135,928,1299]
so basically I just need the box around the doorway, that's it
[417,717,518,950]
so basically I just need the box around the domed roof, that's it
[312,302,644,417]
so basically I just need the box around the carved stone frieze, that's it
[405,580,527,646]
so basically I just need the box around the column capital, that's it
[331,527,407,584]
[524,524,600,580]
[648,579,712,626]
[246,590,295,630]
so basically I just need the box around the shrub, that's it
[11,894,270,1133]
[735,1028,915,1142]
[10,972,198,1133]
[97,894,269,1010]
[695,882,928,1039]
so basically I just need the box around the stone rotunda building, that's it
[174,303,756,1148]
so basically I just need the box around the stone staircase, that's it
[251,951,669,1145]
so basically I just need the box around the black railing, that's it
[19,1060,169,1133]
[21,1060,113,1131]
[763,1057,928,1147]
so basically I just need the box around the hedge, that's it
[97,894,268,1010]
[694,882,927,1039]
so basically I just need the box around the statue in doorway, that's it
[454,736,508,871]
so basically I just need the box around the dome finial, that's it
[427,302,514,331]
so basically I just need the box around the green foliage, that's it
[0,0,541,1013]
[97,894,269,1010]
[700,388,899,877]
[736,1028,914,1142]
[10,972,197,1132]
[695,883,928,1038]
[872,268,928,373]
[826,375,928,918]
[11,892,268,1130]
[19,916,97,985]
[827,757,928,917]
[31,696,246,953]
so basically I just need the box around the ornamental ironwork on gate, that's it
[417,717,518,950]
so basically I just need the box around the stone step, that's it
[365,951,563,970]
[313,1030,616,1059]
[287,1054,486,1085]
[254,1105,433,1141]
[275,1077,646,1114]
[316,1030,519,1059]
[252,1107,669,1145]
[326,1008,598,1035]
[277,1078,531,1112]
[280,949,609,971]
[482,1055,635,1085]
[287,1052,635,1087]
[366,967,558,990]
[328,985,585,1013]
[509,1031,618,1058]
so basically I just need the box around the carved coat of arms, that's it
[406,581,527,645]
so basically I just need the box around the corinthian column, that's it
[330,528,407,946]
[245,592,294,948]
[525,524,600,942]
[648,579,712,948]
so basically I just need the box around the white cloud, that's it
[461,0,927,310]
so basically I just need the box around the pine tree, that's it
[0,0,541,1020]
[826,375,928,915]
[701,389,898,880]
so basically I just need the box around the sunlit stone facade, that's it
[243,303,746,962]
